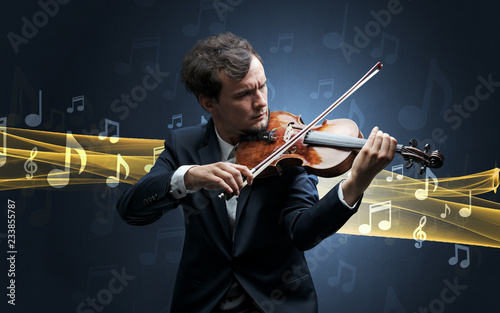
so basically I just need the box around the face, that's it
[202,56,268,145]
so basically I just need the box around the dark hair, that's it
[181,32,263,101]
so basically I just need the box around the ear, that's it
[198,94,217,112]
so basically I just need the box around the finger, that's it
[225,163,254,194]
[386,135,397,159]
[218,178,234,195]
[371,129,384,152]
[379,132,392,155]
[364,126,379,150]
[234,164,254,186]
[217,166,242,195]
[225,165,254,194]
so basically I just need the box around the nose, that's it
[253,87,267,110]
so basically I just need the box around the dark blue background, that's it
[1,0,500,312]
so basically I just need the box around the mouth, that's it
[252,113,265,120]
[252,111,268,120]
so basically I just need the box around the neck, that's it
[304,131,403,151]
[214,124,239,146]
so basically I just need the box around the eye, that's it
[236,92,249,99]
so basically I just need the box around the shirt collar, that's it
[214,127,236,161]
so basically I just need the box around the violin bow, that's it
[220,62,383,199]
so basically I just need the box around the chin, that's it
[243,120,269,136]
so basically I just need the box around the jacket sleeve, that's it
[280,170,361,251]
[116,132,181,226]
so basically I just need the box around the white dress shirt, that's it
[169,128,358,238]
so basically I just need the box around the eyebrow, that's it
[233,80,267,96]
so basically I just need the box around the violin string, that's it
[250,62,383,179]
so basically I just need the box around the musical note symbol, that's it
[162,73,179,100]
[90,184,117,236]
[9,67,38,126]
[115,37,161,75]
[71,264,121,305]
[310,79,334,99]
[347,98,365,129]
[67,95,85,113]
[24,147,38,179]
[383,287,407,313]
[459,190,472,217]
[415,168,438,201]
[267,78,276,102]
[270,33,294,53]
[213,0,243,21]
[398,58,452,131]
[98,118,120,144]
[167,114,183,129]
[106,154,130,188]
[47,132,87,189]
[0,117,6,167]
[358,201,392,234]
[85,265,118,295]
[29,191,51,227]
[25,89,42,127]
[323,3,348,50]
[413,216,427,249]
[43,108,66,132]
[441,203,451,219]
[183,0,226,37]
[371,32,399,64]
[386,164,404,182]
[140,227,184,265]
[144,146,164,173]
[448,244,470,268]
[327,260,356,292]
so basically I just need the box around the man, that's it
[117,32,397,313]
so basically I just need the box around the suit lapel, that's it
[233,183,252,234]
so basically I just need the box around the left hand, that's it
[342,126,397,206]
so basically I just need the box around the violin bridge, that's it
[284,123,294,142]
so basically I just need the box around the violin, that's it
[219,62,444,199]
[236,111,444,178]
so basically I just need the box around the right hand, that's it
[184,162,254,196]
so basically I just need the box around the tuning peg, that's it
[405,159,414,169]
[420,165,426,175]
[409,139,418,147]
[424,143,430,154]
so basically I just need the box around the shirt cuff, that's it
[170,165,200,199]
[338,180,360,209]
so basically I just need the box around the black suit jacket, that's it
[117,119,360,313]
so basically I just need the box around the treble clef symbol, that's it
[24,147,38,180]
[413,215,427,249]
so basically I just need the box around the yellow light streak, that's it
[1,127,499,249]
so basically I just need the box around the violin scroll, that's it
[400,139,444,174]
